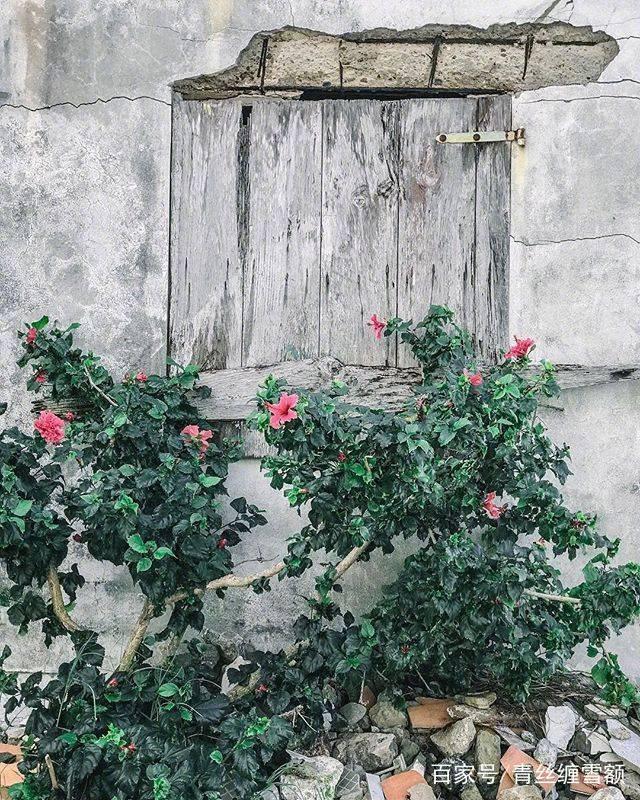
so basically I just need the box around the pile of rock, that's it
[268,687,640,800]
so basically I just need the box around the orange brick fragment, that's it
[381,769,427,800]
[500,745,559,793]
[570,771,606,795]
[408,698,454,729]
[0,743,23,796]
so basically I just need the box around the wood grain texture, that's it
[397,98,478,367]
[188,360,640,426]
[474,94,511,362]
[320,99,400,367]
[242,100,322,366]
[169,97,244,369]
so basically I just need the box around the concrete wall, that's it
[1,0,639,677]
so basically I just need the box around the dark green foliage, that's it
[251,306,640,704]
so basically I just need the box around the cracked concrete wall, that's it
[1,0,640,679]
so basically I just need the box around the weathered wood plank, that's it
[242,101,322,366]
[397,97,478,367]
[191,360,640,422]
[320,99,400,367]
[169,97,244,369]
[474,94,511,362]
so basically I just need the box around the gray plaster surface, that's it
[1,0,640,679]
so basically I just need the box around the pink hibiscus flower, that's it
[181,424,213,455]
[135,371,148,382]
[34,370,47,384]
[367,314,386,340]
[34,411,66,445]
[265,393,299,429]
[504,337,535,360]
[483,491,506,520]
[26,327,38,345]
[463,368,483,387]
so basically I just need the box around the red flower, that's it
[135,371,147,382]
[34,411,66,445]
[483,492,506,520]
[265,393,299,430]
[217,537,228,549]
[34,370,47,384]
[400,645,411,655]
[72,533,84,543]
[504,337,535,360]
[367,314,386,340]
[64,412,75,422]
[26,327,37,345]
[181,425,214,455]
[122,742,136,753]
[257,683,268,694]
[463,368,483,387]
[107,678,119,689]
[337,452,346,462]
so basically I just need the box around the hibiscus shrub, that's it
[251,306,640,704]
[2,307,640,800]
[0,318,301,800]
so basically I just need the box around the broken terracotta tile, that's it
[409,698,454,729]
[500,745,559,793]
[0,743,23,796]
[498,770,516,796]
[360,685,377,709]
[381,769,427,800]
[570,771,605,795]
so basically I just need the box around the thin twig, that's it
[524,588,581,606]
[83,364,117,407]
[47,566,82,632]
[45,754,59,789]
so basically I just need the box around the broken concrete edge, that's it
[172,22,619,100]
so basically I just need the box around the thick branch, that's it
[117,598,155,672]
[167,560,286,605]
[47,567,82,632]
[524,588,581,605]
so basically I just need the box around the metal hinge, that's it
[436,128,525,146]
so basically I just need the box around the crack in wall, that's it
[0,94,171,112]
[521,94,640,104]
[511,233,640,247]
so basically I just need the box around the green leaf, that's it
[153,547,175,561]
[199,475,223,488]
[113,411,128,428]
[210,750,223,764]
[158,682,179,698]
[12,500,33,518]
[136,557,152,573]
[127,534,148,554]
[32,315,49,330]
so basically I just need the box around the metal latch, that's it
[436,128,525,146]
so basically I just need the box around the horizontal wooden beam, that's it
[194,358,640,421]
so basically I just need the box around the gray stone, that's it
[533,738,558,768]
[499,786,543,800]
[585,704,627,722]
[494,725,535,752]
[400,734,422,764]
[461,783,484,800]
[606,723,640,773]
[622,768,640,800]
[545,705,577,750]
[333,733,398,772]
[431,718,476,757]
[335,765,362,797]
[463,692,497,709]
[368,697,408,730]
[280,755,344,800]
[4,726,25,743]
[263,30,341,88]
[608,719,633,741]
[589,788,625,800]
[574,728,612,756]
[260,788,280,800]
[338,703,368,729]
[409,785,436,800]
[476,729,502,782]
